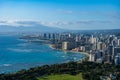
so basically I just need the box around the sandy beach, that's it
[49,44,90,61]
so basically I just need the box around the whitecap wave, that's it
[62,56,65,58]
[17,43,28,47]
[73,57,77,60]
[3,64,11,67]
[7,48,33,52]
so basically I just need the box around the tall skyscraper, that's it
[97,42,102,50]
[62,42,69,50]
[108,45,114,56]
[89,53,96,62]
[90,35,94,44]
[75,35,79,42]
[48,33,51,39]
[117,39,120,46]
[97,42,106,51]
[43,33,47,39]
[114,53,120,65]
[114,47,120,58]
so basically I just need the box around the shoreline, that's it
[49,44,89,61]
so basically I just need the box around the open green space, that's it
[37,73,83,80]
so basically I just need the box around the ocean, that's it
[0,35,86,74]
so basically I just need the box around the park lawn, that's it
[37,73,83,80]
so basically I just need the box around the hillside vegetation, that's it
[0,62,119,80]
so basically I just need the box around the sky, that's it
[0,0,120,30]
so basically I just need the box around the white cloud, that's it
[0,20,116,26]
[0,19,119,30]
[0,20,43,27]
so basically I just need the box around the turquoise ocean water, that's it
[0,35,86,73]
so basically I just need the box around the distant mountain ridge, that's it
[0,25,120,33]
[0,25,64,33]
[68,29,120,34]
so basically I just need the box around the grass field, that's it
[37,73,83,80]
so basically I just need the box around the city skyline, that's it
[0,0,120,30]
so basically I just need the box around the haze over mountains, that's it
[0,25,120,34]
[0,25,64,33]
[0,21,64,33]
[0,21,120,33]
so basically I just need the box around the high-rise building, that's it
[90,36,98,44]
[112,40,117,47]
[48,33,51,39]
[75,35,79,42]
[68,33,71,38]
[114,47,120,58]
[89,50,103,62]
[114,53,120,65]
[104,54,112,63]
[109,35,114,44]
[52,33,55,40]
[97,42,106,51]
[62,42,70,50]
[92,44,97,50]
[117,39,120,46]
[108,45,114,56]
[102,43,106,51]
[62,41,75,50]
[90,35,94,44]
[43,33,47,39]
[89,53,96,62]
[97,42,102,50]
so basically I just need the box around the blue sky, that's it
[0,0,120,30]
